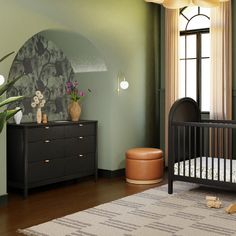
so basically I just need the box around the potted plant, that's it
[66,81,90,121]
[0,52,24,133]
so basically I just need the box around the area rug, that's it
[19,182,236,236]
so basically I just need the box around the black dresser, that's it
[7,120,97,197]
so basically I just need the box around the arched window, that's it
[179,6,210,112]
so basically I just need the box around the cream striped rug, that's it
[19,182,236,236]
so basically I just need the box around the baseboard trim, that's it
[98,168,125,178]
[0,194,8,206]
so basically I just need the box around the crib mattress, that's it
[174,157,236,183]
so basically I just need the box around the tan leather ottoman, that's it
[125,148,164,184]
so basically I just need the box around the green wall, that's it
[0,0,156,196]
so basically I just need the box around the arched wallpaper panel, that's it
[7,34,75,122]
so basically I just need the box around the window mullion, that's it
[196,32,201,110]
[185,35,187,97]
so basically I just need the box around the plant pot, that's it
[68,101,81,121]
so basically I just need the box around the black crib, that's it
[168,97,236,194]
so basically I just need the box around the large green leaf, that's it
[0,96,24,108]
[0,52,24,134]
[0,74,23,96]
[0,111,7,133]
[0,51,14,63]
[6,108,21,121]
[0,109,22,133]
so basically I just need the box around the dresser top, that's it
[7,120,97,127]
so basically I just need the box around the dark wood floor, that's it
[0,176,166,236]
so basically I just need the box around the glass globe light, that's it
[120,80,129,90]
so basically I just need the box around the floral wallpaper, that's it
[7,34,75,122]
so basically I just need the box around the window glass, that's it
[180,36,186,59]
[186,59,197,100]
[179,60,186,98]
[201,58,210,111]
[200,7,210,17]
[187,15,210,30]
[181,6,198,20]
[201,34,210,57]
[186,35,196,58]
[180,15,188,31]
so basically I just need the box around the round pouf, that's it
[125,148,164,184]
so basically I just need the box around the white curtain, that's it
[210,1,232,159]
[210,1,232,120]
[164,9,179,163]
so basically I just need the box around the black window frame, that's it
[180,7,210,113]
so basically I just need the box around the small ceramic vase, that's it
[36,108,42,124]
[14,107,23,125]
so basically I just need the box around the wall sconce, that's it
[0,75,5,86]
[117,72,129,94]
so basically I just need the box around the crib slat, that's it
[189,126,191,177]
[223,128,226,182]
[172,126,175,165]
[229,128,232,183]
[212,128,215,181]
[206,127,209,180]
[200,127,202,179]
[178,126,180,176]
[217,128,220,181]
[183,126,186,177]
[194,126,197,178]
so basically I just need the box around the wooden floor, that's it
[0,176,166,236]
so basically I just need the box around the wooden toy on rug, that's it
[225,204,236,214]
[206,196,222,209]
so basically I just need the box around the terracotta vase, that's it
[68,101,81,121]
[36,108,42,124]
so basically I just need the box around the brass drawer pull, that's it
[78,136,84,139]
[44,140,50,143]
[78,154,84,158]
[79,124,83,127]
[45,126,50,129]
[44,159,50,163]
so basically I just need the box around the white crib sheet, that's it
[174,157,236,183]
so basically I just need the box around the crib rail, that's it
[168,120,235,192]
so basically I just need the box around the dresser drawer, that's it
[28,158,65,184]
[28,139,65,162]
[65,154,95,176]
[28,126,64,142]
[65,123,96,138]
[65,136,96,156]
